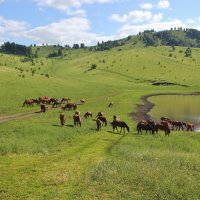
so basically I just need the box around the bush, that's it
[91,64,97,70]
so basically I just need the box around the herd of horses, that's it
[22,96,195,135]
[137,117,195,136]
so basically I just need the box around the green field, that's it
[0,42,200,199]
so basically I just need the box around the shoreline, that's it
[131,92,200,122]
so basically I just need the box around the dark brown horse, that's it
[40,104,48,113]
[49,98,59,104]
[84,112,92,119]
[169,121,184,131]
[73,114,81,126]
[59,113,66,126]
[52,100,61,108]
[61,97,70,104]
[111,120,130,134]
[96,118,103,131]
[96,112,104,118]
[186,123,194,131]
[97,116,107,126]
[62,103,77,111]
[155,123,171,136]
[137,122,155,134]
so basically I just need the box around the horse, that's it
[161,117,171,121]
[61,97,70,104]
[84,112,92,119]
[62,103,77,111]
[186,123,194,131]
[32,99,40,105]
[49,98,59,105]
[97,116,107,126]
[52,100,61,108]
[96,118,103,131]
[80,99,86,104]
[23,99,34,107]
[39,96,50,104]
[73,114,81,126]
[59,113,66,126]
[155,123,171,136]
[169,121,184,131]
[96,112,104,118]
[108,102,114,107]
[137,122,155,134]
[40,104,48,113]
[111,120,130,134]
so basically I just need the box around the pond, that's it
[148,95,200,131]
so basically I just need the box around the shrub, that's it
[91,64,97,70]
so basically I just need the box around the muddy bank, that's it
[131,92,200,122]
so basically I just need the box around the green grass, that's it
[1,44,200,199]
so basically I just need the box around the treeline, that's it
[0,42,32,56]
[138,28,200,47]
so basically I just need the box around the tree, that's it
[73,44,79,49]
[80,43,85,48]
[185,47,192,57]
[58,49,63,56]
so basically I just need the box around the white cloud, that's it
[110,10,163,24]
[35,0,114,11]
[25,17,114,46]
[186,18,195,24]
[0,16,28,37]
[117,19,186,38]
[140,3,153,10]
[157,0,170,9]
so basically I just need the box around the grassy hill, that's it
[0,38,200,199]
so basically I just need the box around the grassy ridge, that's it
[0,43,200,199]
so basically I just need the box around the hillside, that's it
[0,38,200,199]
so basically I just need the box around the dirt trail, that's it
[0,111,39,124]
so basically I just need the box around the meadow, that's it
[0,41,200,199]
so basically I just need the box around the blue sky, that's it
[0,0,200,46]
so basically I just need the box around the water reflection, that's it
[148,95,200,131]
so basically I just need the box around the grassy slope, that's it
[0,43,200,199]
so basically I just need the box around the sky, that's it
[0,0,200,46]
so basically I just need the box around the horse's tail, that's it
[105,118,107,126]
[125,122,130,132]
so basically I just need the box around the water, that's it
[148,95,200,131]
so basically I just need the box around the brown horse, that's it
[59,113,66,126]
[73,114,81,126]
[39,96,50,104]
[23,99,34,107]
[62,103,77,111]
[80,99,86,104]
[111,120,130,134]
[84,112,92,119]
[169,121,184,131]
[49,98,59,104]
[97,116,107,126]
[155,123,171,136]
[137,121,155,134]
[96,112,104,118]
[52,100,61,108]
[96,118,103,131]
[186,123,194,131]
[61,97,70,104]
[40,104,48,113]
